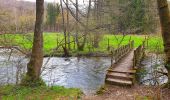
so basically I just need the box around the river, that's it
[0,49,111,95]
[0,49,168,95]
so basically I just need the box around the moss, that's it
[96,85,106,95]
[136,67,147,83]
[20,75,46,87]
[135,95,153,100]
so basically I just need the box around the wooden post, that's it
[143,41,145,48]
[133,50,136,69]
[74,38,76,50]
[132,41,134,49]
[111,50,114,66]
[57,35,59,47]
[107,38,110,51]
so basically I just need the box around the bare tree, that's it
[66,0,71,50]
[60,0,69,57]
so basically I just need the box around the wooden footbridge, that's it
[105,41,145,86]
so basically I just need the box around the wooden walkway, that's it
[105,41,145,86]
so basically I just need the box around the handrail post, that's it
[133,50,136,69]
[111,49,114,66]
[142,41,145,49]
[132,40,134,49]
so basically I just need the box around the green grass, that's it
[0,33,164,56]
[0,85,82,100]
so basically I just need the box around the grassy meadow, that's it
[0,33,164,56]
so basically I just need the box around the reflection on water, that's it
[0,49,111,95]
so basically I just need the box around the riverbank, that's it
[1,84,169,100]
[0,85,82,100]
[0,33,164,57]
[82,84,170,100]
[43,51,110,57]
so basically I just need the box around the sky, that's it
[18,0,88,4]
[19,0,170,2]
[19,0,57,2]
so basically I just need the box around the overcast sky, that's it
[18,0,88,4]
[19,0,59,2]
[19,0,170,2]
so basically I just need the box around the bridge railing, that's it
[133,41,145,68]
[111,41,134,64]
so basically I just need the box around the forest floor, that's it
[82,84,170,100]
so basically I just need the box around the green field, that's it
[0,85,81,100]
[0,33,164,56]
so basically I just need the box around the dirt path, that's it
[82,84,170,100]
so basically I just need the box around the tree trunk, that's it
[66,0,71,50]
[75,0,91,51]
[24,0,44,86]
[157,0,170,87]
[60,0,69,57]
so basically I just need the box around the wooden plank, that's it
[106,78,132,85]
[107,69,136,74]
[106,72,134,80]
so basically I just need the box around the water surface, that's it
[0,49,111,95]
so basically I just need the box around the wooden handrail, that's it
[111,41,134,64]
[133,41,145,68]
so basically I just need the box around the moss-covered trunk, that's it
[157,0,170,87]
[24,0,44,86]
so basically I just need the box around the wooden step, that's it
[106,78,132,86]
[106,72,134,80]
[107,69,136,74]
[134,66,138,70]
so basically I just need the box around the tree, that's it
[23,0,44,86]
[60,0,69,57]
[66,0,71,50]
[75,0,92,51]
[46,3,60,31]
[157,0,170,88]
[116,0,155,34]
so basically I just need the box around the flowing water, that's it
[0,49,111,95]
[41,57,111,94]
[0,49,168,95]
[139,53,168,85]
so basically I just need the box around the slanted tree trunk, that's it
[23,0,44,86]
[157,0,170,87]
